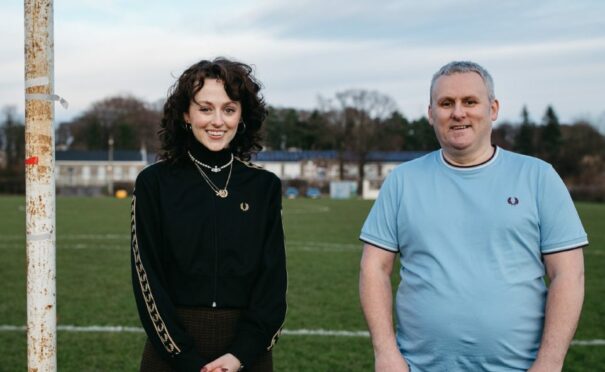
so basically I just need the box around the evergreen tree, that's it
[514,105,535,155]
[541,105,562,164]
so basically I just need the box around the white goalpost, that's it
[24,0,58,370]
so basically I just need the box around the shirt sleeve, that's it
[227,176,287,368]
[538,164,588,254]
[359,171,401,252]
[131,170,207,371]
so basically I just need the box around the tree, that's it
[404,116,440,151]
[0,106,25,193]
[540,105,562,165]
[491,122,516,150]
[321,89,398,194]
[57,95,162,152]
[558,121,605,180]
[1,106,25,174]
[514,105,536,155]
[382,111,408,150]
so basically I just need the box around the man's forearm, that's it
[360,246,409,372]
[359,257,398,353]
[531,259,584,371]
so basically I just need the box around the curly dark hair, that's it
[158,57,268,162]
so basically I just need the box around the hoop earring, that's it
[237,120,246,134]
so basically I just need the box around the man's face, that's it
[428,72,499,159]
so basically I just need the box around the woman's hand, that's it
[201,353,242,372]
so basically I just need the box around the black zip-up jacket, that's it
[131,143,287,371]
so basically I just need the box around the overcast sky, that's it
[2,0,604,131]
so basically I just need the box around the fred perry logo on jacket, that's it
[240,202,250,212]
[507,197,519,206]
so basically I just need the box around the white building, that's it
[56,149,148,196]
[54,149,426,197]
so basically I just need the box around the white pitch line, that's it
[0,240,363,253]
[0,325,603,346]
[571,339,605,346]
[282,329,369,337]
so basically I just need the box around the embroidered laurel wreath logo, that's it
[507,197,519,206]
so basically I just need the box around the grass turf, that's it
[0,197,603,371]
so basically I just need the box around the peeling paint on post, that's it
[24,0,57,371]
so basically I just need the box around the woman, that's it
[131,58,287,372]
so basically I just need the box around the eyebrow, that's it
[193,100,239,106]
[438,94,480,101]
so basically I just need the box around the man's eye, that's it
[464,100,477,106]
[440,101,452,107]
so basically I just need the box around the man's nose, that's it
[451,102,466,120]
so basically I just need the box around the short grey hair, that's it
[429,61,495,103]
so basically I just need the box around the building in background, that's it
[54,149,425,198]
[56,148,148,196]
[254,150,426,199]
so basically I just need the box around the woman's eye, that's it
[199,107,211,113]
[225,107,236,114]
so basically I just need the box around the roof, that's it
[254,150,428,162]
[255,150,337,161]
[55,149,428,163]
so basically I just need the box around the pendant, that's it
[216,189,229,198]
[211,166,220,173]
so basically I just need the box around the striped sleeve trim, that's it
[131,195,182,355]
[267,206,287,352]
[235,157,264,170]
[542,239,589,255]
[359,236,398,253]
[267,325,283,351]
[542,243,588,255]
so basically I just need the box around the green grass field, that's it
[0,196,603,371]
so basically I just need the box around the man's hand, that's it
[201,353,241,372]
[375,349,410,372]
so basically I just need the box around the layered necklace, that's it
[188,151,234,198]
[188,150,234,172]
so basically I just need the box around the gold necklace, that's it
[192,157,233,198]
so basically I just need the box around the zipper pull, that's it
[212,301,217,308]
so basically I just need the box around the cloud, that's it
[227,0,605,44]
[2,0,604,130]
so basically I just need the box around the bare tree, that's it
[57,95,162,152]
[321,89,398,194]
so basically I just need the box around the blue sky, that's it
[2,0,604,131]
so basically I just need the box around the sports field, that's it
[0,196,603,371]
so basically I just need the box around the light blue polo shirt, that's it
[360,147,587,371]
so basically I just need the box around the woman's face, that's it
[183,79,242,151]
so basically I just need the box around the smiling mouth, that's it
[206,130,225,138]
[451,125,471,130]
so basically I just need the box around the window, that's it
[98,166,106,181]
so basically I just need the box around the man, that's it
[359,61,587,371]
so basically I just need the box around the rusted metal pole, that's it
[24,0,57,371]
